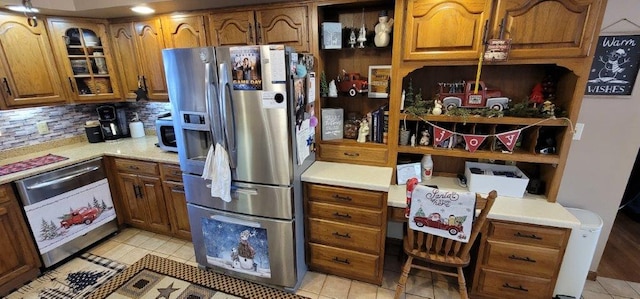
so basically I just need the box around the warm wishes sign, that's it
[408,185,476,243]
[586,35,640,96]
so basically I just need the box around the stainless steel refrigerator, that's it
[162,45,315,291]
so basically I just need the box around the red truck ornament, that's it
[413,212,464,235]
[337,72,368,97]
[60,207,99,228]
[438,81,510,111]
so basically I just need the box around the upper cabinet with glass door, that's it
[47,18,122,103]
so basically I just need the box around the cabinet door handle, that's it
[0,207,7,216]
[68,77,75,92]
[508,254,536,263]
[332,257,350,264]
[138,185,144,198]
[248,23,254,43]
[171,186,185,193]
[2,78,12,95]
[332,232,351,238]
[502,283,528,292]
[142,76,148,92]
[514,232,542,240]
[256,22,262,44]
[343,152,360,157]
[332,194,352,201]
[133,185,140,198]
[333,212,352,219]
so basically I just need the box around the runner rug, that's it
[6,253,126,299]
[86,254,308,299]
[0,154,68,176]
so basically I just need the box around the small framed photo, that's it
[368,65,391,98]
[396,162,421,185]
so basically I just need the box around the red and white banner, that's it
[496,130,522,152]
[463,135,487,153]
[433,126,454,146]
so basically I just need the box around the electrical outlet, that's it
[573,123,585,140]
[36,121,49,134]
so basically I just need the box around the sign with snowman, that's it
[408,185,476,243]
[586,35,640,96]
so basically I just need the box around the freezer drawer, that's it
[188,203,298,288]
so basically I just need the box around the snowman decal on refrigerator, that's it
[232,230,257,271]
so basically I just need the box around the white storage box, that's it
[465,161,529,198]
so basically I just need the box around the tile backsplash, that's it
[0,102,171,151]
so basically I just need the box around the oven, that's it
[14,158,118,268]
[155,113,178,152]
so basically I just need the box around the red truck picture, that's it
[413,213,464,235]
[337,72,368,97]
[438,81,510,111]
[60,207,99,228]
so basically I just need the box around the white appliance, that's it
[554,208,603,298]
[162,45,315,291]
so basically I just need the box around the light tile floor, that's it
[83,228,640,299]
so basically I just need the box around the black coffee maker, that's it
[97,105,128,140]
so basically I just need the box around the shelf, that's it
[397,145,560,164]
[400,114,570,126]
[321,138,388,148]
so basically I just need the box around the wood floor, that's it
[597,210,640,282]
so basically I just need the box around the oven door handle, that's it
[26,166,100,190]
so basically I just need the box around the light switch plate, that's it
[37,121,49,134]
[573,123,584,140]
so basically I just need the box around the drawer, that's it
[308,242,379,282]
[489,221,569,249]
[476,268,552,299]
[306,183,383,209]
[308,218,382,254]
[388,206,407,222]
[484,240,562,278]
[161,163,182,182]
[318,143,388,165]
[308,201,383,227]
[114,158,159,176]
[0,184,13,204]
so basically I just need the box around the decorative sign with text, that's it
[586,35,640,96]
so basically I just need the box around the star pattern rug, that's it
[87,254,308,299]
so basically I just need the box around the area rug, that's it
[5,253,126,299]
[87,254,308,299]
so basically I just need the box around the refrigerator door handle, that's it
[205,58,222,145]
[219,62,237,169]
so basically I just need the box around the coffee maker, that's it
[97,105,128,140]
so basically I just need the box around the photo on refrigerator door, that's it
[201,217,271,278]
[231,46,262,90]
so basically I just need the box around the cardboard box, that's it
[322,22,342,49]
[465,161,529,198]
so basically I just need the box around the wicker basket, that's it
[84,78,112,94]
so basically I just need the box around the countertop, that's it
[302,162,580,229]
[0,136,179,185]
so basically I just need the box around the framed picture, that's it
[396,162,421,184]
[368,65,391,98]
[585,34,640,96]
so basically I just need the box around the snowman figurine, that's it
[432,100,443,115]
[419,130,430,146]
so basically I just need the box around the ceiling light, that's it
[6,5,39,13]
[131,6,155,14]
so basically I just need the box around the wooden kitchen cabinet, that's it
[161,14,207,48]
[304,183,387,285]
[471,220,570,299]
[0,13,66,108]
[47,17,122,102]
[208,4,310,52]
[0,184,41,297]
[160,163,191,240]
[400,0,604,61]
[113,158,172,234]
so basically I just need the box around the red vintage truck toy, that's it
[337,72,368,97]
[438,81,510,111]
[413,212,464,235]
[60,207,99,228]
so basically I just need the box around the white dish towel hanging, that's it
[201,143,231,202]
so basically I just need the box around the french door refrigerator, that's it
[162,45,315,291]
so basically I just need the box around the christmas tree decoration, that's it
[320,71,328,97]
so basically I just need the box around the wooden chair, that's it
[394,189,497,299]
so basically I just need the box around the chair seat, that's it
[403,237,470,267]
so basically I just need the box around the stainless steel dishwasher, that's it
[15,157,118,268]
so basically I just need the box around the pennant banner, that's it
[496,130,522,152]
[463,135,487,153]
[433,126,454,146]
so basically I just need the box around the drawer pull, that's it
[332,194,352,201]
[332,232,351,238]
[508,254,536,263]
[173,171,181,176]
[502,283,528,292]
[333,212,352,219]
[128,165,140,170]
[514,232,542,240]
[332,257,350,264]
[343,152,360,157]
[171,186,185,193]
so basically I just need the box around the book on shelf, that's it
[369,104,389,143]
